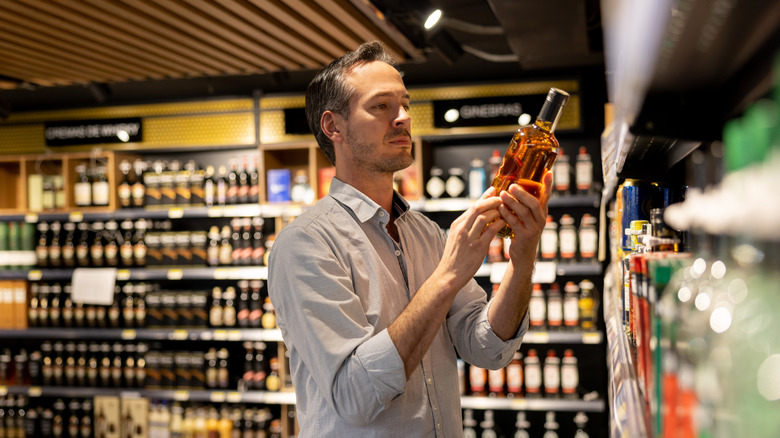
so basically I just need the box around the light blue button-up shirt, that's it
[268,178,528,437]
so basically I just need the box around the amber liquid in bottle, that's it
[491,88,569,238]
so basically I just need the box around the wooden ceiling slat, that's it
[0,28,146,82]
[0,42,115,83]
[0,19,163,81]
[0,1,185,79]
[247,0,346,59]
[85,0,254,74]
[183,0,318,69]
[153,0,293,71]
[347,0,425,62]
[120,0,273,73]
[68,0,245,76]
[314,0,404,61]
[215,0,334,65]
[19,0,222,77]
[2,49,101,85]
[282,0,362,52]
[0,65,60,87]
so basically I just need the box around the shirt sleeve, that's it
[446,278,529,370]
[268,223,407,426]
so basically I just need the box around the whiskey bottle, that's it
[247,155,260,204]
[73,165,92,207]
[491,88,569,238]
[216,165,228,206]
[104,221,119,267]
[251,217,265,265]
[48,221,62,268]
[575,146,593,195]
[238,156,250,204]
[160,160,177,206]
[176,160,194,206]
[118,159,133,208]
[35,222,49,267]
[209,286,224,328]
[131,159,147,208]
[61,222,76,268]
[75,222,90,267]
[553,147,571,196]
[218,226,233,266]
[132,220,147,267]
[119,220,134,267]
[203,165,216,207]
[227,158,239,204]
[90,222,105,267]
[91,166,110,207]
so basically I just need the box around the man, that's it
[268,41,551,436]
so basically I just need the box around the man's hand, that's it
[435,186,505,290]
[497,172,552,266]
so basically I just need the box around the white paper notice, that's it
[71,268,117,305]
[490,261,557,284]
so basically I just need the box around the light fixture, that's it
[424,9,442,30]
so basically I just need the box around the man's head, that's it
[305,41,398,165]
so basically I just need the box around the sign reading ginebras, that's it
[433,95,547,129]
[44,117,143,146]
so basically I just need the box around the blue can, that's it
[267,169,291,202]
[621,179,650,252]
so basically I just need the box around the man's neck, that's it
[336,167,395,214]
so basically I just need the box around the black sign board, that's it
[433,94,549,129]
[283,108,311,135]
[44,117,143,146]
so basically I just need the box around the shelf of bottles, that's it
[0,386,295,405]
[460,396,604,413]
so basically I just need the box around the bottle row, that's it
[28,217,271,270]
[461,348,585,400]
[524,280,599,332]
[0,395,286,438]
[484,213,599,264]
[425,145,596,201]
[22,280,276,331]
[463,409,592,438]
[0,341,282,392]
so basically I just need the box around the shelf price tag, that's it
[173,390,190,401]
[167,269,183,280]
[27,270,42,281]
[171,330,189,340]
[212,330,228,341]
[226,392,242,403]
[207,207,222,217]
[510,399,527,409]
[527,332,549,344]
[210,392,226,402]
[582,332,601,344]
[227,330,242,341]
[116,270,131,281]
[28,387,42,397]
[0,386,6,396]
[121,330,137,340]
[532,261,557,284]
[69,212,84,223]
[24,214,38,223]
[168,208,184,219]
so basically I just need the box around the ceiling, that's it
[0,0,604,114]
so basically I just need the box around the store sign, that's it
[433,94,547,129]
[44,117,143,146]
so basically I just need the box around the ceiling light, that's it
[424,9,442,30]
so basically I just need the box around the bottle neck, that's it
[535,101,565,133]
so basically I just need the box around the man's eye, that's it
[376,103,387,109]
[403,105,411,111]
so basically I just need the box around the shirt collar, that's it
[329,177,410,224]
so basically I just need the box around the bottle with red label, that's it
[469,365,487,396]
[529,284,547,329]
[543,349,560,398]
[546,283,563,331]
[561,349,579,399]
[488,366,505,397]
[506,351,524,398]
[524,349,542,398]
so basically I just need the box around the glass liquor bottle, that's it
[118,159,133,208]
[491,88,569,238]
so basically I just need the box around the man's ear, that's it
[321,111,344,142]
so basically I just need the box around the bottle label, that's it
[559,229,577,258]
[544,362,560,392]
[74,182,92,206]
[576,160,593,190]
[561,364,579,393]
[564,297,579,326]
[529,296,546,326]
[540,230,557,259]
[488,368,505,393]
[524,364,541,392]
[93,181,110,206]
[579,228,598,258]
[506,363,523,392]
[548,300,562,325]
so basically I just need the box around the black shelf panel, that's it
[0,328,283,342]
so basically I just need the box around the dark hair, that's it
[305,41,397,164]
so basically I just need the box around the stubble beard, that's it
[346,125,413,174]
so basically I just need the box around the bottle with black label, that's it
[133,220,147,267]
[36,222,49,267]
[48,221,62,268]
[118,159,133,208]
[175,160,193,205]
[48,283,62,327]
[104,221,119,267]
[237,282,250,328]
[144,160,164,207]
[61,222,76,268]
[160,160,177,206]
[90,222,105,267]
[131,159,147,208]
[226,158,239,205]
[238,156,250,204]
[247,155,260,204]
[251,217,265,265]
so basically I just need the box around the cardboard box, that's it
[12,280,27,329]
[94,396,121,438]
[0,281,12,329]
[121,398,149,438]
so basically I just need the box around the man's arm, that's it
[388,190,505,378]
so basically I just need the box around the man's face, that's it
[340,61,413,174]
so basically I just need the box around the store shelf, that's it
[476,261,602,283]
[5,266,268,281]
[524,331,602,345]
[460,396,605,413]
[600,0,780,194]
[0,386,296,404]
[0,328,283,342]
[0,203,311,222]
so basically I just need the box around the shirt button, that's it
[427,378,432,384]
[437,423,441,430]
[395,250,401,256]
[378,211,385,217]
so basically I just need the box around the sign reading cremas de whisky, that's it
[44,117,143,146]
[432,94,550,129]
